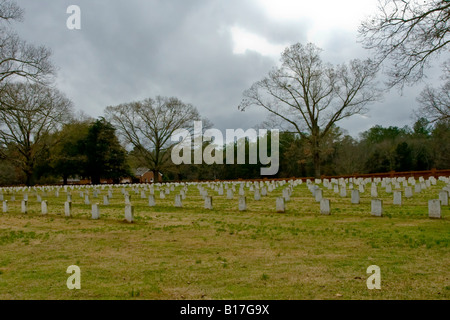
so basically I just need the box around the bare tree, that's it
[239,42,381,178]
[105,96,203,179]
[0,0,54,85]
[416,60,450,122]
[359,0,450,88]
[0,82,73,185]
[416,81,450,122]
[0,0,23,21]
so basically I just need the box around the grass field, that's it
[0,179,449,300]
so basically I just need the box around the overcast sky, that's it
[12,0,448,138]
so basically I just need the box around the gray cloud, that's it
[12,0,447,137]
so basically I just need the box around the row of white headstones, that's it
[0,175,448,222]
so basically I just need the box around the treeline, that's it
[0,117,131,186]
[166,118,450,181]
[1,114,448,186]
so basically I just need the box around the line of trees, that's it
[0,0,448,185]
[161,118,449,181]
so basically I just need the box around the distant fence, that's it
[181,168,450,184]
[319,169,450,180]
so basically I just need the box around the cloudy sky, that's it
[12,0,447,137]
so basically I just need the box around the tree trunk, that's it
[91,175,100,185]
[63,175,68,185]
[311,129,321,178]
[25,172,33,186]
[313,151,321,179]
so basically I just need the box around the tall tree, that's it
[430,120,450,169]
[50,119,91,185]
[0,0,54,85]
[105,96,202,178]
[80,118,130,184]
[0,82,73,185]
[416,77,450,122]
[239,42,380,178]
[359,0,450,88]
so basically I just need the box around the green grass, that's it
[0,180,449,300]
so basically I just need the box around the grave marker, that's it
[125,204,134,223]
[428,199,441,219]
[320,199,331,215]
[91,203,100,220]
[204,196,213,210]
[276,197,285,213]
[64,201,71,217]
[371,199,383,217]
[41,200,48,215]
[238,196,247,211]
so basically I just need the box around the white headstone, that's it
[385,184,392,193]
[174,194,182,208]
[320,199,331,215]
[125,204,134,223]
[21,200,27,214]
[261,187,267,196]
[339,186,347,197]
[64,201,71,217]
[428,199,441,219]
[254,189,261,201]
[282,188,290,201]
[238,196,247,211]
[204,196,213,210]
[393,191,402,205]
[371,199,383,217]
[415,183,422,193]
[394,191,402,206]
[404,186,413,198]
[439,190,448,206]
[3,200,7,213]
[276,197,285,213]
[333,185,339,193]
[351,190,360,204]
[371,185,378,198]
[41,200,48,215]
[315,189,323,202]
[91,203,100,220]
[148,195,156,207]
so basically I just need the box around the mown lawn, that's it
[0,180,449,300]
